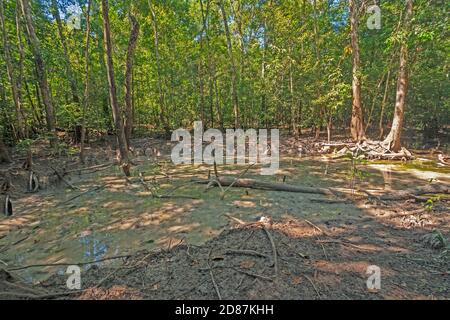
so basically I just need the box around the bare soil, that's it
[0,133,449,300]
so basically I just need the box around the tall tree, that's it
[0,0,26,139]
[101,0,130,176]
[218,0,240,128]
[124,11,140,147]
[349,0,365,141]
[0,136,11,163]
[50,0,79,104]
[80,0,92,164]
[383,0,413,152]
[19,0,55,134]
[148,0,170,136]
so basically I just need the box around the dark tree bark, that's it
[101,0,130,176]
[0,0,26,139]
[0,136,11,163]
[124,12,140,147]
[349,0,365,142]
[383,0,413,152]
[19,0,56,134]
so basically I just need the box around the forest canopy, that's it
[0,0,448,162]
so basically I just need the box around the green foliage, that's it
[0,0,447,142]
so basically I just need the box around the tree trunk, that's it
[349,0,365,142]
[19,0,56,134]
[101,0,130,176]
[0,0,26,139]
[383,0,413,152]
[200,0,215,128]
[148,0,170,136]
[0,136,11,163]
[15,1,29,135]
[80,0,92,164]
[50,0,79,104]
[218,0,240,128]
[378,70,391,140]
[124,12,139,147]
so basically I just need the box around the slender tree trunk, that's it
[0,136,11,163]
[378,70,391,140]
[101,0,130,176]
[289,49,299,137]
[50,0,79,104]
[383,0,413,152]
[218,0,240,128]
[15,1,28,135]
[24,80,42,129]
[124,12,139,147]
[19,0,56,135]
[214,76,224,130]
[0,0,26,139]
[80,0,92,164]
[148,0,170,136]
[349,0,365,142]
[200,0,215,128]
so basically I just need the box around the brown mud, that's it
[0,134,449,299]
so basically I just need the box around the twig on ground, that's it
[262,227,278,277]
[225,249,268,258]
[50,166,80,190]
[304,274,321,299]
[220,163,255,200]
[7,254,132,271]
[59,184,106,205]
[207,249,222,300]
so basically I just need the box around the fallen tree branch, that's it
[50,166,80,190]
[199,177,335,196]
[207,249,222,300]
[59,184,106,205]
[380,184,449,201]
[263,227,278,277]
[7,254,132,271]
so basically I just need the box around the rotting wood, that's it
[199,176,334,196]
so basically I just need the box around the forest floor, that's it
[0,132,449,299]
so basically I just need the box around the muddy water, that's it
[1,156,449,283]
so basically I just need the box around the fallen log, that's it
[380,184,449,201]
[199,177,335,196]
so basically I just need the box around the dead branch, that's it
[225,249,268,258]
[199,176,335,196]
[232,267,273,281]
[380,184,449,201]
[220,163,255,200]
[263,227,278,277]
[50,166,80,190]
[207,249,222,300]
[7,254,132,272]
[59,184,106,205]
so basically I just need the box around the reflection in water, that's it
[381,167,392,191]
[80,233,109,268]
[2,156,449,284]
